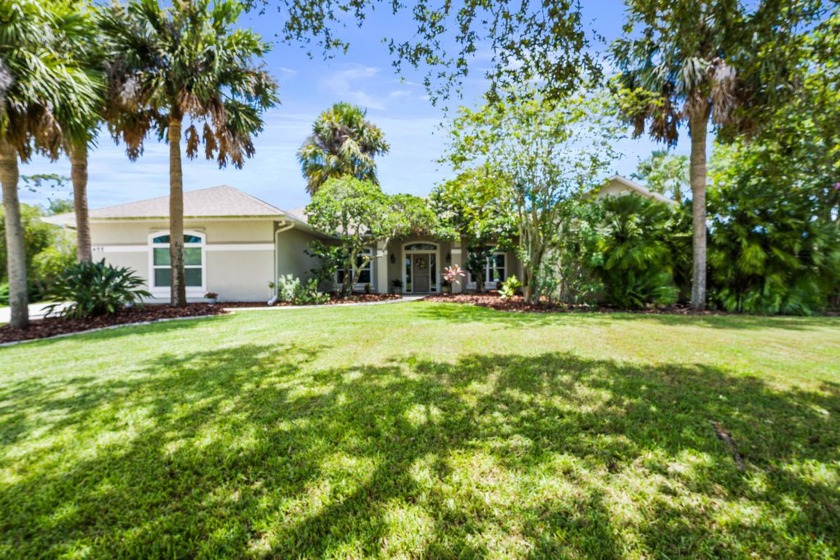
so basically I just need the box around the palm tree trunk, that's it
[168,114,187,307]
[689,108,710,311]
[69,143,92,262]
[0,140,29,329]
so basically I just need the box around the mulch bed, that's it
[0,304,229,345]
[424,292,726,315]
[221,293,404,308]
[0,294,406,344]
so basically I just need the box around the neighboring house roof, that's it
[284,206,309,224]
[45,185,310,227]
[598,176,677,205]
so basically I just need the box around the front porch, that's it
[372,237,520,295]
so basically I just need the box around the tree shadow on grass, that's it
[0,346,838,558]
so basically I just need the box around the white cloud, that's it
[389,89,412,99]
[320,65,388,110]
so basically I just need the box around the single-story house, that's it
[46,176,669,302]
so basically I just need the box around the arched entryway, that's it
[402,242,439,293]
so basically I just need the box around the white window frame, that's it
[336,247,374,292]
[148,231,207,298]
[467,252,507,291]
[402,242,440,293]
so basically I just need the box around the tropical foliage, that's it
[707,142,840,315]
[446,87,621,303]
[595,195,689,309]
[307,176,438,297]
[45,259,150,318]
[0,0,100,328]
[101,0,278,307]
[631,150,689,203]
[611,0,827,310]
[298,102,389,195]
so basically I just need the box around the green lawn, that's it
[1,302,838,559]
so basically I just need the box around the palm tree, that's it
[611,0,822,310]
[101,0,278,306]
[64,0,107,264]
[298,102,389,195]
[0,0,100,328]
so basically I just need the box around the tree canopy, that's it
[446,88,622,302]
[247,0,599,104]
[610,0,829,310]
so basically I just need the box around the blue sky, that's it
[20,0,690,212]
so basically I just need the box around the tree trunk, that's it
[69,143,92,262]
[168,115,187,307]
[689,107,710,311]
[0,140,29,329]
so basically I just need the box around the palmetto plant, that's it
[595,195,686,309]
[298,102,389,195]
[0,0,101,328]
[101,0,278,307]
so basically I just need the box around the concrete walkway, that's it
[0,302,68,324]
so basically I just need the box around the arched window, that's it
[149,232,205,291]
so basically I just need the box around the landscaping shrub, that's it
[1,202,76,302]
[275,274,329,305]
[499,275,522,299]
[594,195,689,309]
[276,274,300,303]
[707,172,840,315]
[45,260,150,318]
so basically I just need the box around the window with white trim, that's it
[150,233,205,289]
[337,248,372,287]
[468,252,507,288]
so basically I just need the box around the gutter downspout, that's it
[273,219,295,299]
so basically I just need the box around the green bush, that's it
[594,195,689,309]
[707,179,840,315]
[45,260,150,318]
[499,275,522,299]
[276,274,300,303]
[275,274,329,305]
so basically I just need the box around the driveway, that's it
[0,302,67,324]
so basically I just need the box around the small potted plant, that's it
[204,291,219,304]
[391,278,403,295]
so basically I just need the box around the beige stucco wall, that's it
[89,219,280,302]
[275,226,323,284]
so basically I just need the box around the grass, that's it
[0,302,838,559]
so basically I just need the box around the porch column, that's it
[376,240,389,294]
[451,239,464,294]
